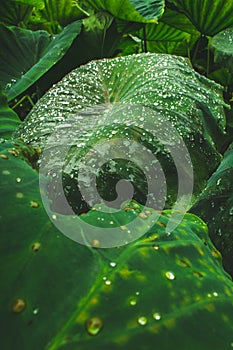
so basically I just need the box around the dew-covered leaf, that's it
[80,0,165,23]
[1,140,233,349]
[14,53,228,212]
[0,21,82,102]
[191,142,233,277]
[171,0,233,36]
[0,87,21,139]
[210,27,233,73]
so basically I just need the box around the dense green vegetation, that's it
[0,1,233,349]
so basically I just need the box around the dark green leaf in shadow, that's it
[0,20,82,102]
[210,27,233,73]
[191,143,233,277]
[0,139,99,349]
[0,87,21,139]
[171,0,233,36]
[79,11,120,59]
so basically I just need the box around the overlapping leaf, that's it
[0,87,21,139]
[191,143,233,277]
[210,27,233,73]
[0,21,82,101]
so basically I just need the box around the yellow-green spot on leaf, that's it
[0,154,9,159]
[8,149,19,157]
[192,271,203,278]
[12,298,26,313]
[129,297,137,306]
[86,317,103,336]
[30,200,40,208]
[31,242,41,252]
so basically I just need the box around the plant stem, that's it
[143,26,147,53]
[74,2,90,17]
[191,34,201,64]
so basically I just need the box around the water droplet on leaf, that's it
[137,316,147,326]
[152,312,161,320]
[165,271,176,280]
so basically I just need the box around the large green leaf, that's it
[13,54,228,213]
[210,27,233,73]
[171,0,233,36]
[0,87,21,139]
[1,140,233,349]
[0,21,82,102]
[191,143,233,277]
[80,0,165,23]
[14,53,227,213]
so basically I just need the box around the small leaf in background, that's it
[0,20,82,102]
[171,0,233,36]
[0,0,34,27]
[80,0,165,23]
[210,27,233,73]
[191,142,233,277]
[29,0,87,33]
[0,87,21,139]
[133,21,197,56]
[79,11,119,58]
